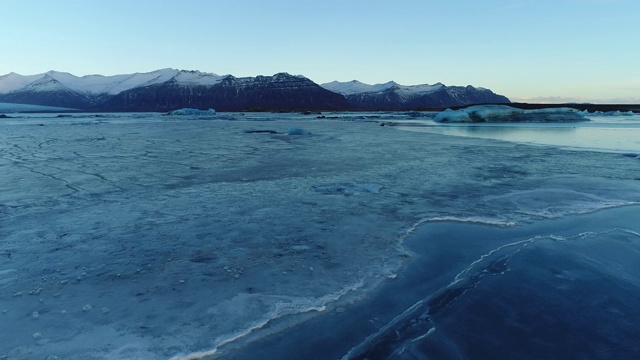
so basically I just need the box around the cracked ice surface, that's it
[1,113,640,359]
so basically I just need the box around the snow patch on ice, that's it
[483,187,639,220]
[428,216,517,227]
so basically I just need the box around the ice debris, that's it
[434,105,589,123]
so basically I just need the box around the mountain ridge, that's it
[321,80,509,110]
[0,69,510,111]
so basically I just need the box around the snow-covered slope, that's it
[322,80,443,96]
[0,69,225,96]
[0,73,42,93]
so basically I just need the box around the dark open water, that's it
[219,205,640,360]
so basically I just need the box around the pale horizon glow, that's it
[2,0,639,103]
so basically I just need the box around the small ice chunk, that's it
[82,304,92,312]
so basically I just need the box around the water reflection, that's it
[397,121,640,153]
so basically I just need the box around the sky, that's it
[1,0,639,103]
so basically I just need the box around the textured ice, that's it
[2,112,640,359]
[313,182,383,195]
[435,105,589,123]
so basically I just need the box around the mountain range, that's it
[0,69,509,112]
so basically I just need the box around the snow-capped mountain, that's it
[0,69,509,111]
[1,73,93,108]
[0,69,180,96]
[321,80,509,109]
[322,80,442,96]
[100,72,349,112]
[0,69,348,111]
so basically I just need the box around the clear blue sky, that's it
[2,0,639,103]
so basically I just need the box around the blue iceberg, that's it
[166,108,216,116]
[435,105,589,123]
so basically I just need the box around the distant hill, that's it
[0,69,509,112]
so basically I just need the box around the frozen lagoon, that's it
[1,111,640,359]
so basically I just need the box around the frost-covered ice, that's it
[434,105,589,123]
[1,112,640,359]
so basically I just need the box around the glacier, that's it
[1,111,640,359]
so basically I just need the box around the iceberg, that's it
[434,105,589,123]
[165,108,216,116]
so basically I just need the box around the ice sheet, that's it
[2,112,640,359]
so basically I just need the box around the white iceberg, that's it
[434,105,589,123]
[166,108,216,116]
